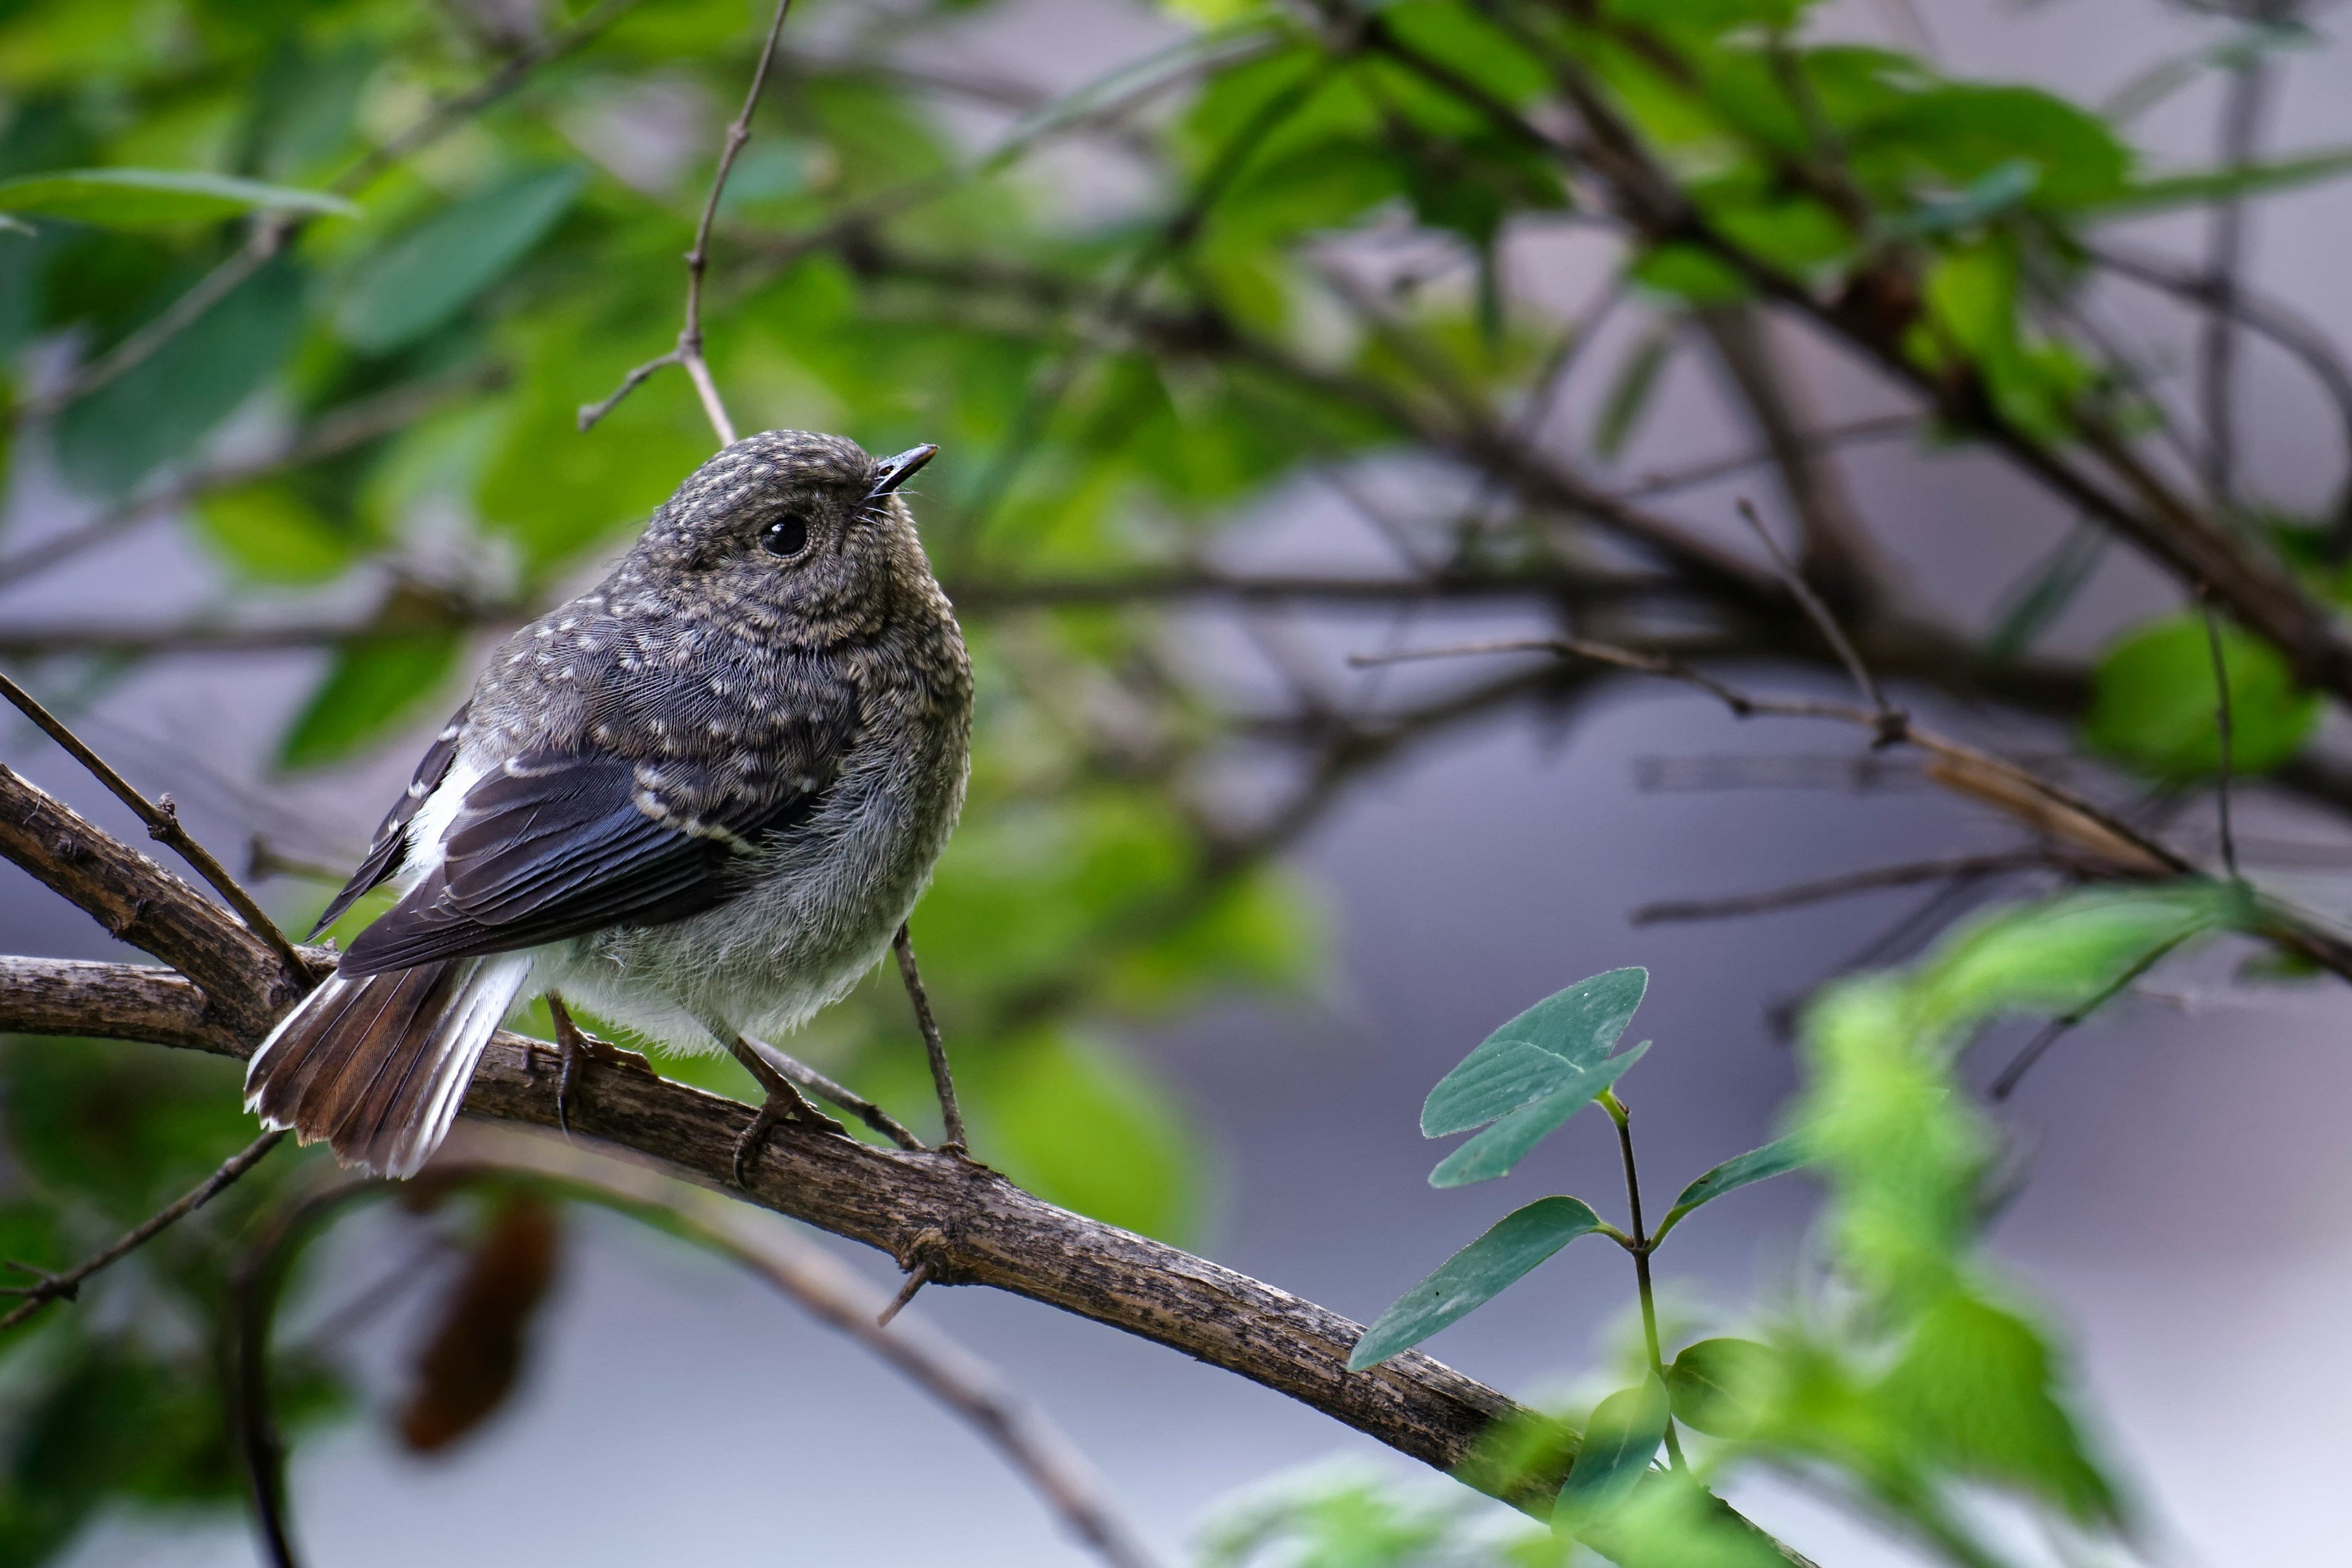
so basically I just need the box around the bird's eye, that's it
[761,514,808,559]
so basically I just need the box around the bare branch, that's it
[1630,850,2091,926]
[1735,497,1896,729]
[1694,307,1895,613]
[2199,47,2277,505]
[0,1130,286,1333]
[896,922,968,1153]
[580,0,795,440]
[0,672,304,971]
[1346,635,2194,887]
[18,1,636,429]
[0,783,1805,1562]
[0,765,317,1031]
[0,955,246,1053]
[0,366,499,596]
[2091,240,2352,550]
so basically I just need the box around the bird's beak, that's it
[869,443,939,497]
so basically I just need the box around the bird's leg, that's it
[712,1023,846,1185]
[742,1034,924,1151]
[546,993,646,1138]
[893,922,967,1155]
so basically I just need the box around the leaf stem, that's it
[1601,1088,1684,1470]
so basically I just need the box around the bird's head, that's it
[622,429,942,643]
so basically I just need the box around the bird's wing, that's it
[337,746,831,974]
[310,703,472,938]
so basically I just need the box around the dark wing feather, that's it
[310,703,472,937]
[338,752,821,974]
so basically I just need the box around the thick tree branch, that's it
[1,673,304,971]
[1367,12,2352,710]
[0,798,1807,1567]
[0,765,321,1033]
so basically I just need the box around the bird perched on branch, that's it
[245,431,971,1180]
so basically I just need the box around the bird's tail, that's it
[244,954,532,1178]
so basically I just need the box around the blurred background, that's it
[3,0,2349,1563]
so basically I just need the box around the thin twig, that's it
[1620,414,1917,502]
[2200,45,2275,506]
[878,1262,933,1327]
[2202,600,2240,880]
[1599,1090,1683,1471]
[895,922,967,1152]
[1987,933,2193,1102]
[0,366,500,591]
[0,1130,286,1332]
[19,0,636,428]
[0,672,306,972]
[2089,241,2352,550]
[17,224,288,424]
[578,0,795,440]
[1348,635,2187,879]
[1735,495,1896,729]
[334,0,644,198]
[1630,850,2089,926]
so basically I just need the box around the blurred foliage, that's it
[0,1041,342,1565]
[1257,882,2247,1567]
[0,0,2341,1560]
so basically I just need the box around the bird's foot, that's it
[547,994,647,1138]
[731,1076,846,1187]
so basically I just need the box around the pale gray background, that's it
[9,1,2351,1563]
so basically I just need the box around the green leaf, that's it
[1653,1133,1811,1242]
[1629,243,1748,305]
[1876,1294,2119,1523]
[195,483,355,583]
[1593,325,1675,460]
[2084,612,2318,779]
[1421,967,1647,1136]
[1555,1376,1668,1522]
[54,257,307,496]
[1347,1196,1606,1370]
[1915,885,2237,1038]
[0,168,354,225]
[1663,1338,1774,1438]
[279,632,461,770]
[2093,145,2352,215]
[335,165,584,354]
[1428,1041,1651,1188]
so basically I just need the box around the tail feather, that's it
[246,956,532,1178]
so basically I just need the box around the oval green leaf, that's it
[2083,612,2317,779]
[336,165,584,355]
[1428,1041,1651,1189]
[1421,967,1646,1137]
[1664,1338,1775,1439]
[1555,1375,1669,1522]
[1346,1196,1604,1370]
[0,168,355,226]
[1652,1132,1811,1244]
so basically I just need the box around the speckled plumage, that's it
[245,431,972,1176]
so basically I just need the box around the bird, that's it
[244,430,972,1181]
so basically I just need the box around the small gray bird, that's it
[245,431,971,1179]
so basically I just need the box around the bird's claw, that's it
[730,1083,845,1186]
